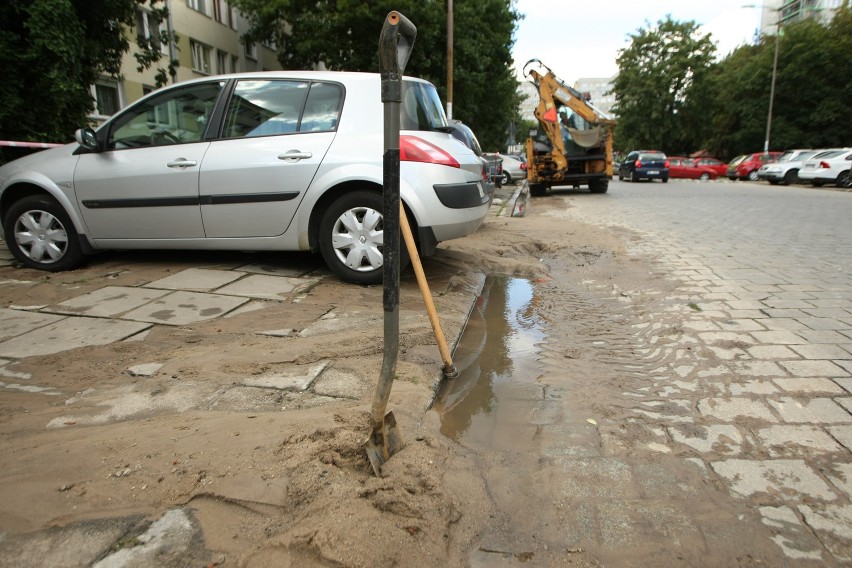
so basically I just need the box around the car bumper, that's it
[635,169,668,180]
[757,172,783,182]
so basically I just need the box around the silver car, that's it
[0,71,493,284]
[497,153,526,184]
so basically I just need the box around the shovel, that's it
[365,10,417,477]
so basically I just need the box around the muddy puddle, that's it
[432,275,545,448]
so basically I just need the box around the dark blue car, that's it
[618,150,669,183]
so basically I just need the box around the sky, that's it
[511,0,763,81]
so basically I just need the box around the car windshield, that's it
[795,151,818,161]
[401,80,449,131]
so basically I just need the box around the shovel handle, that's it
[379,11,417,103]
[399,203,456,376]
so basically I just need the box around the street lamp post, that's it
[764,29,780,154]
[742,4,780,155]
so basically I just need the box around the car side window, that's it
[107,82,223,150]
[224,80,308,138]
[300,82,344,132]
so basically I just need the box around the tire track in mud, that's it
[457,243,790,566]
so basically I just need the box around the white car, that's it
[797,148,852,187]
[757,148,818,186]
[0,71,493,284]
[497,153,527,184]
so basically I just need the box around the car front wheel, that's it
[3,195,83,271]
[748,170,760,181]
[699,172,710,181]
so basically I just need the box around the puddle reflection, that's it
[433,276,545,444]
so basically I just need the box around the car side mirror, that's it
[74,128,100,152]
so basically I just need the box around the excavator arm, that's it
[523,59,615,192]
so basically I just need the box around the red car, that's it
[692,157,727,176]
[667,157,718,180]
[727,152,783,181]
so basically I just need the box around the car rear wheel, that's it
[529,184,546,197]
[627,171,634,183]
[662,177,669,183]
[748,170,759,181]
[835,170,850,187]
[318,191,408,285]
[699,173,710,181]
[3,195,83,271]
[501,172,511,185]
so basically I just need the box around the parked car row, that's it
[0,71,495,284]
[757,148,852,187]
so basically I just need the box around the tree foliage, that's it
[612,7,852,160]
[611,16,717,154]
[0,0,175,149]
[705,5,852,157]
[229,0,522,150]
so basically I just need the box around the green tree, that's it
[706,5,852,158]
[611,16,717,154]
[0,0,175,152]
[229,0,522,150]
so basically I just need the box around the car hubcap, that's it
[14,210,68,264]
[331,206,383,272]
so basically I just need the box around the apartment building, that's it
[573,76,617,118]
[760,0,843,34]
[90,0,282,122]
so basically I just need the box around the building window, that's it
[231,55,239,73]
[136,8,164,52]
[217,50,228,74]
[187,0,207,15]
[91,80,121,119]
[191,40,212,74]
[212,0,225,24]
[229,6,239,29]
[244,40,257,60]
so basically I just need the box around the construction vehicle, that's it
[523,59,616,195]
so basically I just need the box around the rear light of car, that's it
[520,162,527,170]
[820,161,830,169]
[399,135,460,168]
[664,160,670,168]
[635,160,642,168]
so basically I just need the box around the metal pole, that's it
[764,28,780,154]
[446,0,453,120]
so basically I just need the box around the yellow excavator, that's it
[523,59,616,195]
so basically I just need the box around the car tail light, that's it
[635,160,642,168]
[664,160,670,168]
[399,135,460,168]
[520,162,527,170]
[820,161,830,169]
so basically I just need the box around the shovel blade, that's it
[364,411,404,477]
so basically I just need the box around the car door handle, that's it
[167,159,198,168]
[278,150,313,162]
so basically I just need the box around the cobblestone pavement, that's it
[547,179,852,564]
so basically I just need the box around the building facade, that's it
[572,76,617,118]
[90,0,282,122]
[760,0,842,35]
